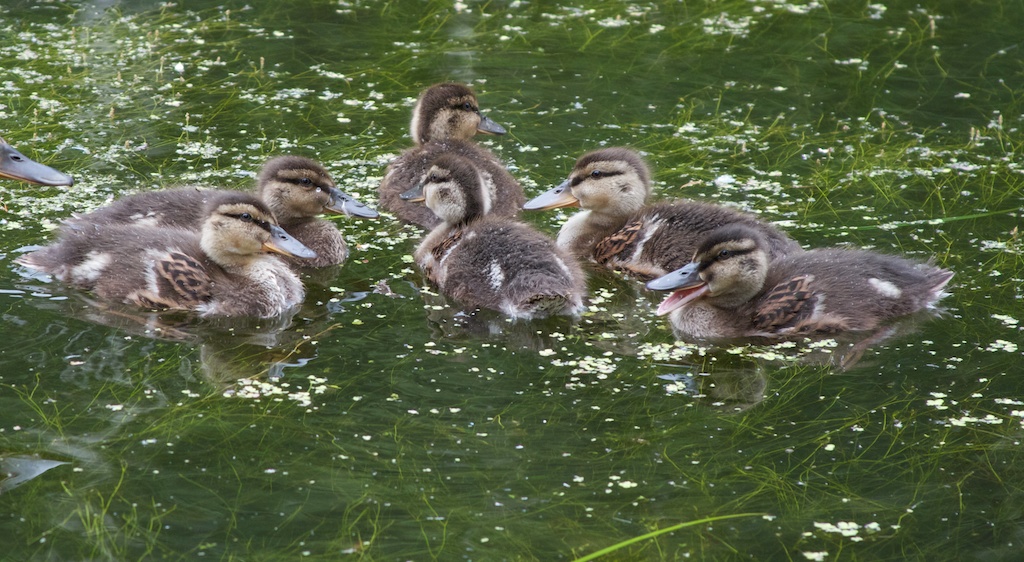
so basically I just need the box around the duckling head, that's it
[409,83,507,145]
[524,147,650,219]
[200,192,317,267]
[256,155,377,224]
[0,136,74,186]
[403,153,491,226]
[648,224,769,314]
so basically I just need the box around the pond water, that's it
[2,0,1023,559]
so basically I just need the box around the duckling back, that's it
[416,216,585,319]
[63,188,210,231]
[745,248,953,336]
[62,155,367,269]
[22,193,309,318]
[648,224,953,339]
[20,223,304,318]
[597,201,802,280]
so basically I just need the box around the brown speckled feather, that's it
[158,251,214,305]
[431,229,464,264]
[593,219,643,265]
[589,202,801,282]
[752,274,818,332]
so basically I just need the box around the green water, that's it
[2,0,1022,559]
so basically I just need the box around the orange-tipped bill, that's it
[264,224,318,259]
[400,183,425,203]
[646,263,709,316]
[523,179,579,210]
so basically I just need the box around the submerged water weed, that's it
[4,0,1024,559]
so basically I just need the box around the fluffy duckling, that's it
[18,192,316,318]
[1,136,74,186]
[380,83,525,228]
[646,224,953,339]
[524,147,800,280]
[64,155,376,268]
[405,153,585,320]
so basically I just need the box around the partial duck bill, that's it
[477,114,506,135]
[326,186,379,218]
[646,262,709,315]
[523,179,579,210]
[264,225,318,259]
[0,140,74,186]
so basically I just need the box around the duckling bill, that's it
[0,136,73,186]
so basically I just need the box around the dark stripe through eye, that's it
[228,212,272,232]
[710,246,753,263]
[574,170,622,186]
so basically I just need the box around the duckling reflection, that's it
[16,285,327,392]
[524,147,800,281]
[658,362,768,413]
[380,83,525,228]
[417,286,581,351]
[198,335,320,388]
[0,455,70,494]
[0,136,74,186]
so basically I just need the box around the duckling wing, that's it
[431,229,464,263]
[753,274,818,332]
[594,219,642,265]
[130,250,213,309]
[420,229,464,282]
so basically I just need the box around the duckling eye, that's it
[718,249,732,259]
[240,213,253,222]
[299,177,313,186]
[590,170,603,178]
[463,102,474,111]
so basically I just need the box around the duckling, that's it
[524,147,800,280]
[646,224,953,339]
[0,136,73,186]
[18,192,316,318]
[64,155,376,268]
[380,83,525,228]
[405,153,585,320]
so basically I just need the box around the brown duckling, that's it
[0,136,73,186]
[18,192,315,318]
[64,155,375,268]
[646,224,954,339]
[404,153,585,320]
[380,83,525,228]
[524,147,800,280]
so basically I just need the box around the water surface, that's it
[2,1,1023,560]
